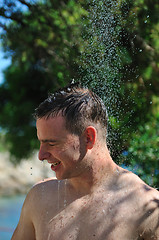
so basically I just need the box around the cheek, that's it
[60,144,81,162]
[55,137,82,161]
[62,138,80,154]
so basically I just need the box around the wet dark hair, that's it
[34,83,108,138]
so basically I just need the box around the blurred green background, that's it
[0,0,158,187]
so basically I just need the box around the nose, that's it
[38,145,51,161]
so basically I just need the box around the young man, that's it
[12,83,159,240]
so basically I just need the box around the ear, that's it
[84,126,96,150]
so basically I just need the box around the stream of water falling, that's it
[81,0,122,98]
[57,180,60,210]
[79,0,126,158]
[64,179,67,208]
[57,179,68,210]
[79,0,141,164]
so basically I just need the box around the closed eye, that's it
[48,143,56,147]
[48,140,59,147]
[39,139,58,147]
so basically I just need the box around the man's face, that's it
[36,115,87,180]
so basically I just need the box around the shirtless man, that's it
[12,83,159,240]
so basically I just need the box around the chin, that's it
[55,173,68,180]
[55,169,76,181]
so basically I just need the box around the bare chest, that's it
[35,195,141,240]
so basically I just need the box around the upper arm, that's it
[11,189,36,240]
[145,212,159,240]
[141,193,159,240]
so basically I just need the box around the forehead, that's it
[36,115,67,139]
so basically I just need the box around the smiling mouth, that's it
[52,161,61,167]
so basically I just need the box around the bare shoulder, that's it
[118,168,159,239]
[118,168,159,206]
[31,177,58,194]
[27,177,60,208]
[117,167,158,193]
[135,178,159,239]
[11,178,59,240]
[18,177,59,216]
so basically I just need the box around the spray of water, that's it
[79,0,126,159]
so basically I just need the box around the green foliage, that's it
[118,0,159,186]
[78,0,159,186]
[0,0,158,186]
[0,0,87,162]
[127,98,159,187]
[118,96,159,187]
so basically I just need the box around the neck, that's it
[68,171,94,196]
[67,148,118,196]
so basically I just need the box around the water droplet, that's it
[64,199,67,207]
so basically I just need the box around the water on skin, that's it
[58,180,60,211]
[64,179,67,208]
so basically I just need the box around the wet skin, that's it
[11,116,159,240]
[12,174,159,240]
[37,116,89,181]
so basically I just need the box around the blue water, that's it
[0,195,25,240]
